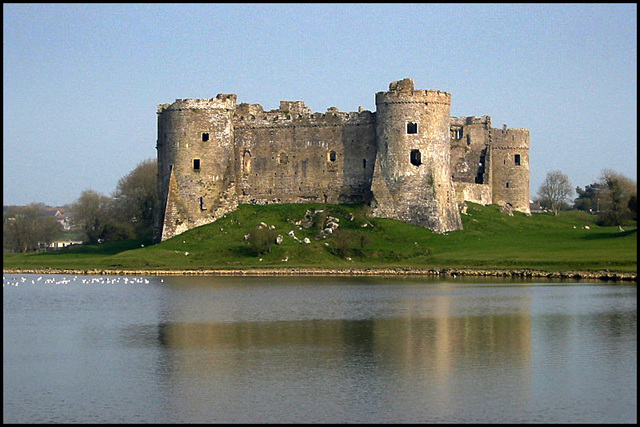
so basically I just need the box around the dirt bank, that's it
[3,267,636,281]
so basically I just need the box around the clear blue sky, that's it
[3,3,637,207]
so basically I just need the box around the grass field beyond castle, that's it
[3,203,637,274]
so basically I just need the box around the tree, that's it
[246,227,278,256]
[3,204,62,252]
[574,182,604,212]
[628,194,637,221]
[70,189,114,244]
[537,170,573,216]
[596,169,637,226]
[111,158,158,238]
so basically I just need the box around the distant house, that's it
[39,240,83,251]
[43,207,73,231]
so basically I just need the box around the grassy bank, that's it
[3,203,637,275]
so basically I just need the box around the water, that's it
[3,274,637,423]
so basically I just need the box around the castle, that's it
[153,78,529,242]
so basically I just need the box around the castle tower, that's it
[153,94,238,242]
[371,78,462,233]
[490,126,530,214]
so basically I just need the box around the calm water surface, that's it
[3,274,637,423]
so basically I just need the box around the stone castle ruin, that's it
[153,78,529,242]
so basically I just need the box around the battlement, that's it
[450,115,492,127]
[279,101,312,117]
[491,127,530,148]
[158,94,238,114]
[375,78,451,106]
[233,102,375,128]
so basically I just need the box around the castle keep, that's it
[153,78,529,242]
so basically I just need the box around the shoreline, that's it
[3,267,637,282]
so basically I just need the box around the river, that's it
[3,274,637,423]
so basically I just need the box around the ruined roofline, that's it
[157,94,237,113]
[450,115,491,126]
[234,100,375,125]
[375,77,451,105]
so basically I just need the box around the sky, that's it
[3,3,637,207]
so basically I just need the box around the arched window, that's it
[410,149,422,166]
[242,150,251,174]
[328,150,337,162]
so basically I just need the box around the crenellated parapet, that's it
[376,78,451,107]
[158,94,237,114]
[234,103,374,130]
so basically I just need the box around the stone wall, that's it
[372,78,462,233]
[233,105,376,206]
[490,127,530,213]
[154,79,530,242]
[154,95,239,242]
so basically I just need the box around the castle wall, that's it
[154,79,530,242]
[450,116,491,185]
[454,182,492,205]
[490,127,530,213]
[154,95,239,242]
[233,105,376,206]
[371,78,462,233]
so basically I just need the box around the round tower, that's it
[490,126,530,214]
[154,94,238,242]
[371,78,462,233]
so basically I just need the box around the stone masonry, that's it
[153,78,530,242]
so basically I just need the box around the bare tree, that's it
[3,204,62,252]
[537,170,573,216]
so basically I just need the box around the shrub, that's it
[246,227,278,256]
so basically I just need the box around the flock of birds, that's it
[3,275,162,287]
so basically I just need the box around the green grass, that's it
[3,203,637,273]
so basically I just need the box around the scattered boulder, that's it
[501,203,513,216]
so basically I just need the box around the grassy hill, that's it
[3,203,637,274]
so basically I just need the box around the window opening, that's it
[407,122,418,134]
[242,150,251,174]
[199,197,207,211]
[328,150,337,162]
[506,182,510,188]
[515,154,521,166]
[202,133,209,142]
[279,152,288,164]
[193,159,200,170]
[410,149,422,166]
[363,159,367,168]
